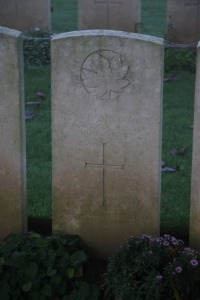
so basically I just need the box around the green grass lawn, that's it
[25,0,195,241]
[141,0,167,37]
[161,70,195,241]
[25,67,51,219]
[51,0,78,32]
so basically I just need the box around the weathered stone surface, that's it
[52,30,163,257]
[167,0,200,43]
[0,0,51,31]
[0,27,26,240]
[78,0,141,32]
[190,42,200,248]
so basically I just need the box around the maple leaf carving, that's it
[81,50,130,100]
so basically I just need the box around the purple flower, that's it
[184,247,192,252]
[172,241,178,245]
[190,259,198,266]
[175,266,182,273]
[163,241,169,246]
[164,234,170,238]
[156,237,163,243]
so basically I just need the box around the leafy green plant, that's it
[164,48,196,73]
[0,232,100,300]
[23,29,51,66]
[105,234,200,300]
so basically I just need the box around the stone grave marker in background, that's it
[52,30,163,257]
[0,0,51,31]
[167,0,200,43]
[190,42,200,249]
[78,0,141,32]
[0,27,26,240]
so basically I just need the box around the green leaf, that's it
[51,274,61,285]
[47,267,57,277]
[25,262,38,278]
[22,282,32,292]
[75,265,83,278]
[30,292,41,300]
[88,284,100,300]
[73,282,90,300]
[70,251,87,264]
[0,257,4,265]
[0,282,10,299]
[41,284,52,297]
[29,232,41,239]
[67,267,75,279]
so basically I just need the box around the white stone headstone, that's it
[0,0,51,31]
[167,0,200,43]
[78,0,141,32]
[52,30,163,257]
[190,42,200,248]
[0,27,26,240]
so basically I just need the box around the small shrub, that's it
[164,48,196,73]
[23,28,51,67]
[0,232,100,300]
[105,234,200,300]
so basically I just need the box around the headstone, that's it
[167,0,200,43]
[78,0,141,32]
[52,30,163,258]
[0,27,26,240]
[190,42,200,248]
[0,0,51,31]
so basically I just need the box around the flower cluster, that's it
[140,234,200,281]
[106,234,200,300]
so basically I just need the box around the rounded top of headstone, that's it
[0,26,21,37]
[52,30,164,45]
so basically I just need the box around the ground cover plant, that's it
[0,232,100,300]
[105,234,200,300]
[25,0,195,242]
[1,232,200,299]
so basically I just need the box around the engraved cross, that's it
[85,143,125,206]
[94,0,122,29]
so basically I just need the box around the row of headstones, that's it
[0,26,200,258]
[0,0,200,43]
[79,0,200,43]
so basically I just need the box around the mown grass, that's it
[51,0,78,33]
[161,70,195,241]
[25,0,195,240]
[25,67,51,221]
[141,0,167,38]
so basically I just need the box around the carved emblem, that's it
[80,50,130,101]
